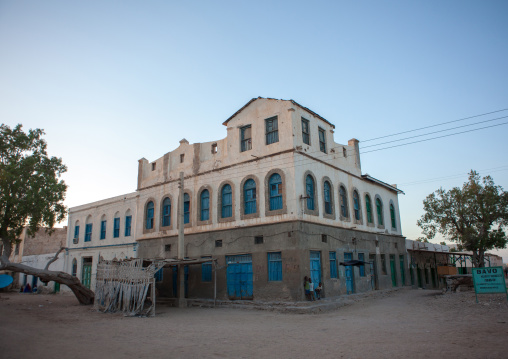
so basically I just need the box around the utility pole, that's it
[177,171,186,308]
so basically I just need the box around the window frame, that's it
[221,184,233,219]
[200,189,210,222]
[376,196,384,227]
[100,220,106,240]
[146,201,155,229]
[243,179,257,215]
[318,127,327,153]
[125,215,132,237]
[339,185,349,219]
[265,116,279,145]
[390,203,397,229]
[365,194,373,224]
[240,125,252,152]
[162,197,171,227]
[268,173,283,211]
[184,193,190,224]
[301,118,310,145]
[84,223,92,242]
[113,217,120,238]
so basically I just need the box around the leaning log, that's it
[0,260,94,305]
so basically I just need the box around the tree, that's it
[0,124,94,304]
[417,170,508,267]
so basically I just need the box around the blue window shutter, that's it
[244,179,256,214]
[221,184,232,218]
[306,175,314,210]
[114,218,120,238]
[202,257,212,282]
[200,190,210,221]
[100,220,106,240]
[268,252,282,281]
[269,173,282,211]
[324,181,331,214]
[146,201,154,229]
[184,193,190,224]
[74,226,79,239]
[162,197,171,226]
[329,252,337,278]
[125,215,132,236]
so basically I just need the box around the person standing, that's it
[308,278,316,301]
[315,282,323,300]
[304,276,310,300]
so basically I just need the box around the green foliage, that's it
[439,241,446,246]
[417,170,508,267]
[0,124,67,257]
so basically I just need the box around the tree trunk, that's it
[0,258,94,305]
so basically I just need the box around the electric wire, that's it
[360,121,508,154]
[361,108,508,143]
[360,115,508,149]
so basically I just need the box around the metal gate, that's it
[226,254,253,300]
[344,252,354,294]
[390,254,397,287]
[309,251,321,288]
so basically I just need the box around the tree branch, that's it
[44,246,66,271]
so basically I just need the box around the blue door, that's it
[226,254,253,299]
[344,252,354,294]
[310,251,321,287]
[172,265,188,298]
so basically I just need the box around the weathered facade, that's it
[67,97,407,301]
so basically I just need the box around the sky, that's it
[1,1,507,261]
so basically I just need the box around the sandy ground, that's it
[1,288,507,359]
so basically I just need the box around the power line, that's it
[360,121,508,154]
[361,108,508,143]
[398,165,508,186]
[361,115,508,149]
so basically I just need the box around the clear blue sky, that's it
[1,1,507,261]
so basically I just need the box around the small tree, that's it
[0,124,94,304]
[417,170,508,267]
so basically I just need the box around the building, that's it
[0,227,67,292]
[66,97,407,301]
[405,239,450,289]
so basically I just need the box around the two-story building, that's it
[66,97,407,301]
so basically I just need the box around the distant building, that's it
[1,227,67,292]
[405,239,449,289]
[66,97,407,301]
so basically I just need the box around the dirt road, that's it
[1,288,507,359]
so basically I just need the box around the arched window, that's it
[244,179,256,214]
[200,190,210,221]
[184,193,190,224]
[365,195,373,223]
[269,173,283,211]
[376,198,384,226]
[72,258,77,277]
[162,197,171,226]
[339,186,348,218]
[306,175,315,210]
[353,190,360,221]
[146,201,154,229]
[221,184,232,218]
[390,203,396,229]
[324,181,332,214]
